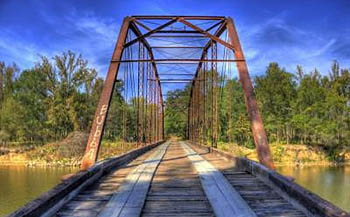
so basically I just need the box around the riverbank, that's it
[217,142,350,166]
[0,142,137,167]
[1,136,349,167]
[0,132,138,167]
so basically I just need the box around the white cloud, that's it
[238,14,347,76]
[0,30,52,69]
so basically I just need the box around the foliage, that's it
[163,61,350,151]
[164,86,190,138]
[0,51,102,143]
[1,51,349,156]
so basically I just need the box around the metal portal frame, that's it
[81,15,275,170]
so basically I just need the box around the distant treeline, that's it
[165,62,350,149]
[1,51,349,149]
[0,51,104,143]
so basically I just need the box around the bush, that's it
[57,131,88,158]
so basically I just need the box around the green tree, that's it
[13,69,48,141]
[255,63,296,143]
[219,79,252,147]
[36,50,99,139]
[164,87,190,138]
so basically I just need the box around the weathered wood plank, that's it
[140,142,215,217]
[148,189,205,196]
[9,141,163,217]
[146,195,208,201]
[98,142,170,217]
[142,212,214,217]
[61,200,104,211]
[56,209,100,217]
[74,194,111,201]
[191,142,349,217]
[180,142,257,217]
[144,200,212,209]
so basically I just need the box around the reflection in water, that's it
[277,165,350,211]
[0,165,78,216]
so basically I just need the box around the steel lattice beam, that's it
[80,15,274,171]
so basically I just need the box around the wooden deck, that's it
[51,142,317,217]
[10,141,349,217]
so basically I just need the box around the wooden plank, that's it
[142,211,214,217]
[98,142,170,217]
[55,142,162,217]
[148,189,205,196]
[61,200,104,211]
[180,142,257,217]
[140,142,214,217]
[190,145,309,217]
[42,167,104,217]
[57,209,100,217]
[74,194,111,201]
[146,195,208,201]
[192,142,349,217]
[9,141,163,217]
[144,200,212,210]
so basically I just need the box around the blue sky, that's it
[1,0,350,78]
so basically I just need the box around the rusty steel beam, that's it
[179,18,235,51]
[151,46,204,49]
[157,30,201,34]
[81,17,131,171]
[155,62,200,65]
[149,78,193,81]
[226,17,275,170]
[149,35,206,38]
[158,73,195,76]
[131,15,225,20]
[114,59,243,63]
[159,81,192,83]
[133,19,152,31]
[124,19,178,48]
[206,20,224,32]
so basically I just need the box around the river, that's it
[0,165,349,216]
[0,165,78,216]
[277,165,350,211]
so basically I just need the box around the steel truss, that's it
[81,15,275,171]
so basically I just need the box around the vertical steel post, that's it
[213,42,218,148]
[195,80,200,143]
[122,59,127,148]
[153,80,156,143]
[203,53,207,145]
[81,17,131,170]
[226,17,275,169]
[146,60,150,144]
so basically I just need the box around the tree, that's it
[164,86,190,138]
[255,63,296,143]
[0,51,102,144]
[14,69,48,141]
[0,97,25,142]
[0,62,20,139]
[36,50,99,139]
[219,79,252,147]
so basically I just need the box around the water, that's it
[277,165,350,212]
[0,165,349,216]
[0,165,78,216]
